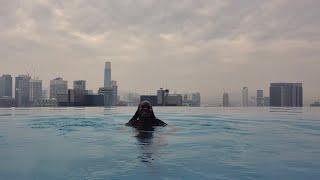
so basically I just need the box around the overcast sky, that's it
[1,0,319,104]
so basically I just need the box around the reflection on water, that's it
[134,129,168,164]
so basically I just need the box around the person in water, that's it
[126,101,167,130]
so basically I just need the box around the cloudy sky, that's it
[0,0,319,104]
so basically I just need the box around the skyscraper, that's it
[73,80,86,90]
[50,77,68,99]
[242,87,249,107]
[192,92,201,107]
[111,80,118,105]
[104,62,111,87]
[15,75,31,107]
[256,90,264,106]
[270,83,303,107]
[0,74,12,97]
[29,79,42,103]
[223,92,230,107]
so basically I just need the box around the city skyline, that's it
[1,1,320,105]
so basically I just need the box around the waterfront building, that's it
[263,97,270,106]
[73,80,86,90]
[98,87,114,106]
[270,83,303,107]
[29,79,42,104]
[50,77,68,99]
[310,101,320,107]
[15,75,31,107]
[104,62,111,87]
[84,94,104,106]
[223,92,230,107]
[0,97,14,107]
[0,74,12,97]
[191,93,201,107]
[140,95,158,106]
[33,99,57,107]
[242,87,249,107]
[112,80,118,105]
[256,90,264,106]
[157,88,165,105]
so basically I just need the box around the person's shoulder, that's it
[155,119,167,127]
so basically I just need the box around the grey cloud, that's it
[0,0,320,105]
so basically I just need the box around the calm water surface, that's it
[0,107,320,180]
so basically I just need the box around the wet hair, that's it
[139,101,152,109]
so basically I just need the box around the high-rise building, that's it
[98,87,114,106]
[15,75,31,107]
[223,92,230,107]
[157,88,165,105]
[50,77,68,99]
[270,83,303,107]
[29,79,42,103]
[263,97,270,106]
[242,87,249,107]
[104,62,111,87]
[192,92,201,107]
[73,80,86,90]
[0,74,12,97]
[256,90,264,106]
[111,80,118,105]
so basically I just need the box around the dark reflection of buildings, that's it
[134,129,168,164]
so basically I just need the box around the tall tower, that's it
[223,92,229,107]
[256,90,264,106]
[15,75,31,107]
[29,79,42,103]
[104,62,111,88]
[242,87,249,107]
[0,74,12,97]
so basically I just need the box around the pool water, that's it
[0,107,320,179]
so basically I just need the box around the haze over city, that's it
[1,0,319,105]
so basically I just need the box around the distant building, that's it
[111,80,118,105]
[104,62,111,87]
[56,93,69,106]
[157,88,165,105]
[310,101,320,107]
[0,97,14,107]
[98,87,114,106]
[191,93,201,107]
[223,92,230,107]
[263,97,270,106]
[0,74,12,98]
[33,99,57,107]
[15,75,31,107]
[141,88,182,106]
[50,77,68,99]
[256,90,264,106]
[140,95,158,106]
[126,93,140,106]
[242,87,249,107]
[73,80,86,90]
[29,79,42,104]
[165,94,182,106]
[42,89,49,99]
[270,83,303,107]
[84,94,104,106]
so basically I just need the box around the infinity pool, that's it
[0,107,320,179]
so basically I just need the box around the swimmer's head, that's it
[139,101,153,119]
